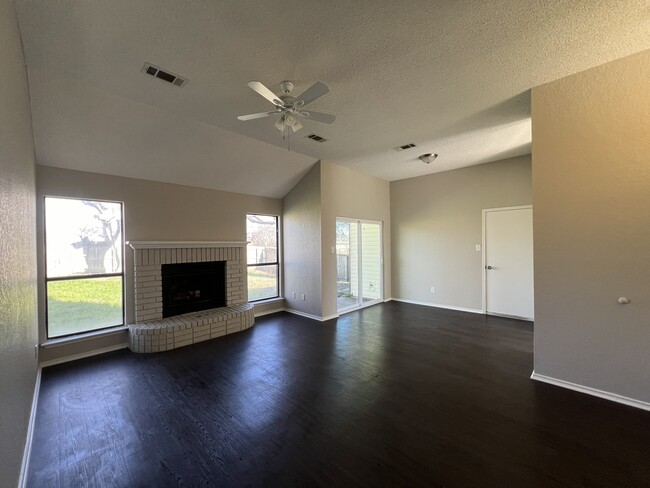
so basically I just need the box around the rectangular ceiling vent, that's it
[142,62,187,87]
[306,134,328,143]
[393,143,417,152]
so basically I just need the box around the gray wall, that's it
[0,0,39,485]
[321,161,391,318]
[532,50,650,403]
[37,165,283,362]
[282,163,323,317]
[390,156,532,311]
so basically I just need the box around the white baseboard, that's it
[284,308,339,322]
[320,313,339,321]
[383,298,393,302]
[488,311,534,321]
[530,371,650,412]
[40,343,128,368]
[19,366,41,488]
[392,298,483,314]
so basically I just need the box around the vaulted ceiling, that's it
[16,0,650,197]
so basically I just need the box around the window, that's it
[44,197,124,338]
[246,214,279,301]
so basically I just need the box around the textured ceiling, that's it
[15,0,650,197]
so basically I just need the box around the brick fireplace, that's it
[126,241,254,353]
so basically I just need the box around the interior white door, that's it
[484,206,534,320]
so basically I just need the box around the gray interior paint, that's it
[532,51,650,403]
[391,156,532,311]
[36,166,283,363]
[320,161,392,318]
[0,14,647,484]
[0,0,39,485]
[282,163,323,317]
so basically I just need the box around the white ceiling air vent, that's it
[142,62,187,87]
[306,134,328,143]
[393,143,417,151]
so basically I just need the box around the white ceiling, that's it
[16,0,650,197]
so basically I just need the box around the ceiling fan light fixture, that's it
[419,153,438,164]
[284,113,297,126]
[238,80,335,136]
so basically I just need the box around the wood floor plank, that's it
[28,302,650,487]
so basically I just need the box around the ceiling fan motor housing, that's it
[280,80,294,94]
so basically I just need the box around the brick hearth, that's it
[126,241,253,353]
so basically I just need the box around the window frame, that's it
[246,213,280,302]
[44,196,126,339]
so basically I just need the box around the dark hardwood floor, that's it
[28,302,650,487]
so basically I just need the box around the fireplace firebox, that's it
[161,261,226,318]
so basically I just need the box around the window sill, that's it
[251,297,284,306]
[41,325,129,349]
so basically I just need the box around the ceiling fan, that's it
[237,80,335,133]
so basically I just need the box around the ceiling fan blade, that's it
[304,111,336,124]
[247,81,283,107]
[296,81,329,106]
[237,111,278,121]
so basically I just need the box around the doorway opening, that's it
[336,218,383,313]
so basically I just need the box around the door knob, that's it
[486,265,493,270]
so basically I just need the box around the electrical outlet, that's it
[475,244,481,251]
[291,291,296,299]
[301,293,305,301]
[430,287,435,294]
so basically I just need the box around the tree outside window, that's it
[45,197,124,338]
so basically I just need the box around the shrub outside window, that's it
[246,214,279,301]
[44,197,124,338]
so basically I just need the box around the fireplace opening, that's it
[161,261,226,318]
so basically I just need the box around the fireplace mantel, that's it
[127,241,248,250]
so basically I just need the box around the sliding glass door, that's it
[336,218,383,313]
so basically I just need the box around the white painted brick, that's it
[136,264,160,272]
[136,269,162,277]
[139,291,161,299]
[136,274,160,283]
[175,329,192,339]
[174,338,193,348]
[135,286,158,296]
[139,313,161,321]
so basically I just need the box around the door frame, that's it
[336,217,384,314]
[481,205,533,317]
